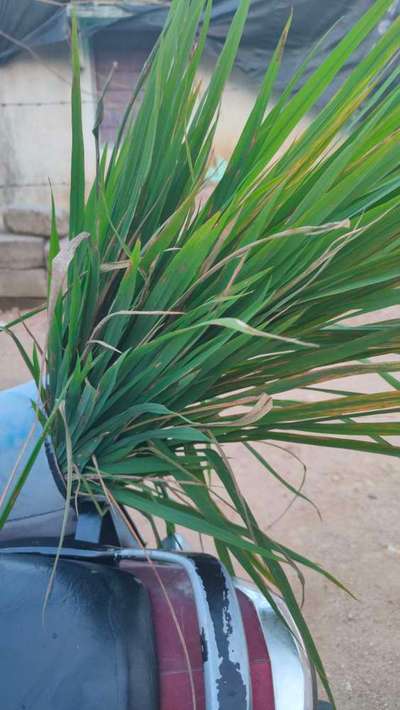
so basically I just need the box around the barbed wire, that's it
[0,100,95,107]
[0,25,153,95]
[0,181,69,190]
[32,0,170,6]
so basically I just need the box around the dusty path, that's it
[1,303,399,709]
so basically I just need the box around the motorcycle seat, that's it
[0,552,158,710]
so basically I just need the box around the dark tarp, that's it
[0,0,68,62]
[0,0,398,102]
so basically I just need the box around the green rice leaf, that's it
[69,11,85,238]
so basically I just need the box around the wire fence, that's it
[0,182,69,190]
[0,100,95,107]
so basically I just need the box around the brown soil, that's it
[1,302,399,709]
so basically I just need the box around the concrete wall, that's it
[198,57,258,165]
[0,38,296,226]
[0,39,263,223]
[0,41,97,224]
[0,36,312,300]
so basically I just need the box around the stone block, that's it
[0,234,45,269]
[0,268,47,298]
[3,205,69,238]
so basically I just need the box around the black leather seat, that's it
[0,553,158,710]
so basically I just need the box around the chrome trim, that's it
[117,550,252,710]
[234,580,317,710]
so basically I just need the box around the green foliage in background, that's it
[2,0,400,703]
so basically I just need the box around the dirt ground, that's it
[1,302,399,710]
